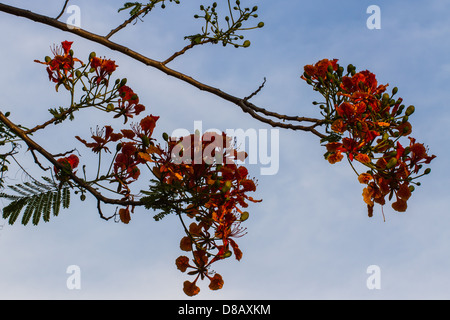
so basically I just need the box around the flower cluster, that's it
[302,59,435,217]
[34,41,83,91]
[36,40,261,296]
[145,132,260,296]
[90,56,118,85]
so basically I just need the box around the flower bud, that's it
[240,211,249,222]
[405,105,415,116]
[45,56,52,63]
[89,52,96,60]
[242,40,251,48]
[392,87,398,95]
[424,168,431,175]
[386,157,398,169]
[141,135,150,147]
[162,132,169,141]
[106,103,115,112]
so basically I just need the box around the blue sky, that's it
[0,0,449,299]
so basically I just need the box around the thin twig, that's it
[162,40,212,65]
[244,77,266,101]
[105,6,148,39]
[0,3,327,137]
[55,0,70,20]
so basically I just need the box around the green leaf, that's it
[0,178,71,226]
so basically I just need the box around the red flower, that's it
[54,154,79,181]
[90,56,117,84]
[34,41,82,89]
[75,125,122,153]
[115,85,146,122]
[302,58,339,81]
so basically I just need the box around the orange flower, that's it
[362,186,374,206]
[302,58,338,81]
[90,56,117,84]
[327,152,344,164]
[397,183,411,200]
[180,236,192,252]
[119,208,131,224]
[355,153,371,164]
[175,256,190,272]
[183,280,200,296]
[208,274,224,291]
[358,173,373,184]
[392,198,407,212]
[331,119,345,133]
[34,41,82,88]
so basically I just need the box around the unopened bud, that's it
[405,105,415,116]
[141,135,150,147]
[386,157,398,169]
[240,211,249,222]
[392,87,398,95]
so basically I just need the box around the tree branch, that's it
[0,3,326,138]
[0,111,143,207]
